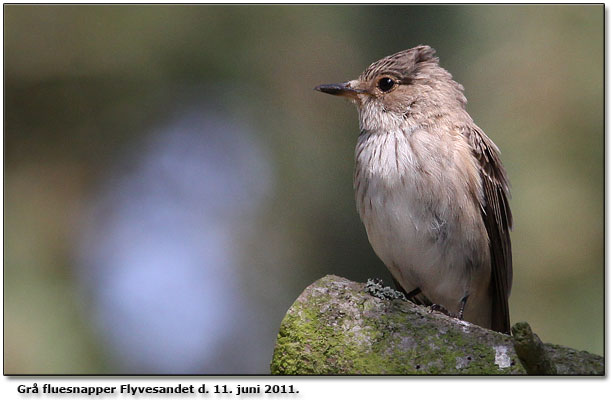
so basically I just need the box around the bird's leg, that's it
[405,287,429,306]
[458,294,468,320]
[458,294,469,320]
[405,287,422,300]
[392,276,427,305]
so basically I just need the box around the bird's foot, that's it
[429,295,470,321]
[429,303,453,317]
[429,304,464,321]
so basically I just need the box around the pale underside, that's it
[354,122,493,329]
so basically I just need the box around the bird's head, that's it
[315,45,467,133]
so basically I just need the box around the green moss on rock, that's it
[270,275,603,375]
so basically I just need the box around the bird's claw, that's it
[429,304,464,320]
[429,303,452,316]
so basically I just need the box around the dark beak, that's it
[314,82,364,98]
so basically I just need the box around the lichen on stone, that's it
[271,275,603,375]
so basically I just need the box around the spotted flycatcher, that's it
[315,45,512,333]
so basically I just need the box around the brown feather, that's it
[463,125,513,333]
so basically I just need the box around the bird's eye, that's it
[377,77,395,92]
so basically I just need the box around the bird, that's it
[315,45,512,333]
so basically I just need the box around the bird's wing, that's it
[463,125,513,334]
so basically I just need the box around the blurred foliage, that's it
[4,4,603,373]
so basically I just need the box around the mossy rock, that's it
[270,275,603,375]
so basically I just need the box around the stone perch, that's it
[270,275,603,375]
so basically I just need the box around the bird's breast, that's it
[353,127,489,307]
[354,127,471,228]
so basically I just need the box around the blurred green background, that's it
[4,5,603,374]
